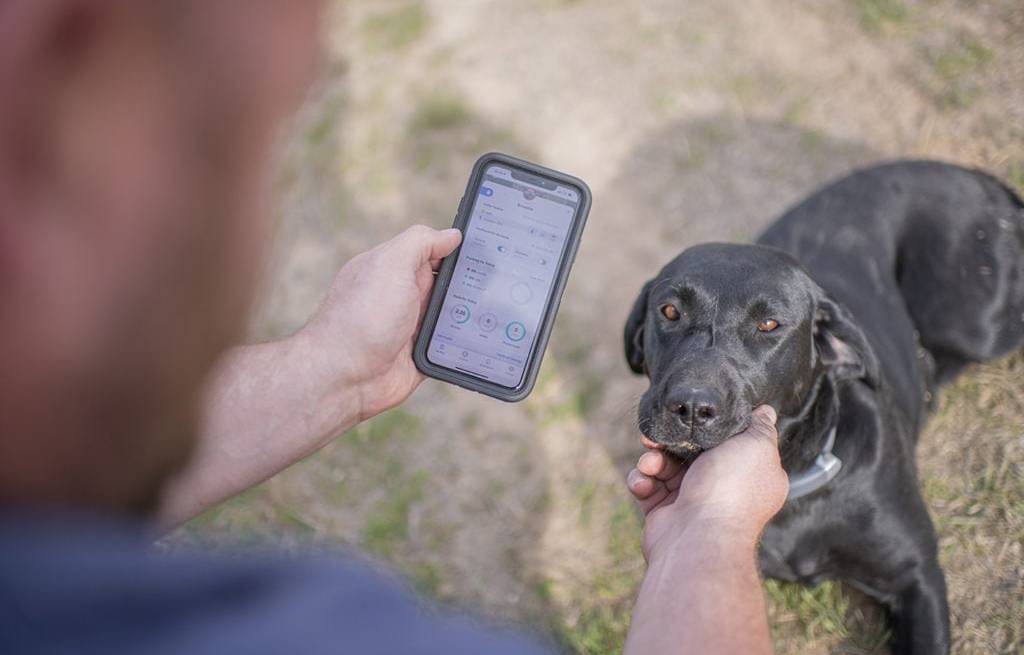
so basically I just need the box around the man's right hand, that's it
[626,405,788,562]
[160,225,461,528]
[623,405,785,655]
[297,225,462,428]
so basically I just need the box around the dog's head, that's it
[625,243,878,459]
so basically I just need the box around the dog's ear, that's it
[624,279,653,374]
[814,295,880,388]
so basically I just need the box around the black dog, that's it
[624,161,1024,654]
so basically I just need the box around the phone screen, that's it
[426,163,582,388]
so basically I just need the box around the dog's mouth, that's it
[638,408,754,463]
[664,440,704,464]
[639,420,706,462]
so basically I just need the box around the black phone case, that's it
[413,152,592,402]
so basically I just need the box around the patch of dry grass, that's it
[764,354,1024,655]
[361,1,429,52]
[920,353,1024,655]
[766,579,890,654]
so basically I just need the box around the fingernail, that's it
[441,228,462,237]
[757,405,778,424]
[638,450,663,475]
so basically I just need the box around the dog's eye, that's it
[757,319,780,332]
[660,305,680,321]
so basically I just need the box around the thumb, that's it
[423,227,462,262]
[746,405,779,445]
[394,225,463,265]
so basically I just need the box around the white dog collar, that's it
[786,426,842,501]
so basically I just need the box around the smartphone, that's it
[414,153,592,401]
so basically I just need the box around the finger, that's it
[664,468,686,492]
[639,434,663,450]
[628,469,672,514]
[746,405,779,444]
[627,468,658,500]
[637,450,683,481]
[637,486,671,515]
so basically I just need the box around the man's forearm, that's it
[624,522,774,655]
[157,331,360,529]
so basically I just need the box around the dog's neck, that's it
[777,372,841,475]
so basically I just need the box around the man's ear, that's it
[624,279,653,374]
[814,295,880,388]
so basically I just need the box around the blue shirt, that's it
[0,512,551,654]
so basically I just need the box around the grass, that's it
[303,97,342,149]
[544,378,606,424]
[409,91,472,133]
[405,89,482,171]
[362,1,430,52]
[181,2,1024,650]
[765,580,890,652]
[406,561,443,596]
[853,0,907,34]
[782,95,812,126]
[575,480,598,527]
[346,408,422,450]
[529,352,1022,655]
[919,353,1024,653]
[178,485,272,543]
[522,359,646,654]
[175,351,1022,655]
[362,470,427,558]
[546,500,643,655]
[933,40,993,84]
[1006,163,1024,198]
[929,37,994,108]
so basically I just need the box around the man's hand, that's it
[626,405,788,562]
[159,225,461,528]
[622,406,787,655]
[298,225,462,427]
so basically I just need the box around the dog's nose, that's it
[667,387,721,427]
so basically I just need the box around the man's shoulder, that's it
[0,511,549,655]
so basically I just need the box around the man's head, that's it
[0,0,322,512]
[624,243,877,460]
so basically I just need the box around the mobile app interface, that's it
[428,164,580,388]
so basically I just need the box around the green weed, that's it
[345,408,422,450]
[363,2,429,51]
[548,501,644,655]
[362,471,427,558]
[407,561,442,596]
[931,38,993,108]
[765,579,889,650]
[854,0,907,34]
[1005,162,1024,198]
[410,92,472,133]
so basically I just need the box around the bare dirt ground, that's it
[173,1,1024,653]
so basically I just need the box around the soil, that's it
[176,1,1024,653]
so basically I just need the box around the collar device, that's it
[786,425,841,501]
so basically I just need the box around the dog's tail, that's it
[895,166,1024,384]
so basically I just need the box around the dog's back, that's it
[759,161,1024,408]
